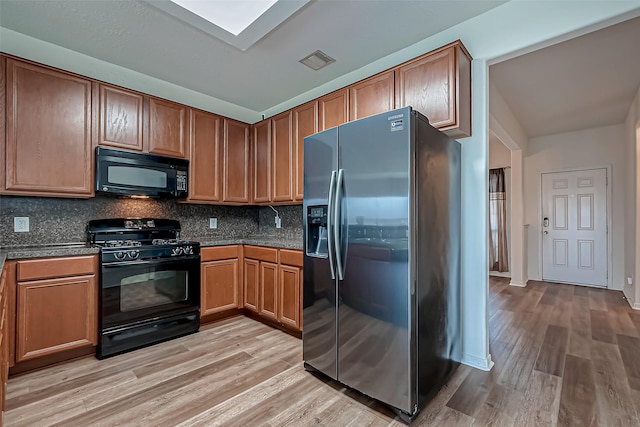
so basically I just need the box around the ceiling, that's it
[490,16,640,139]
[0,0,506,116]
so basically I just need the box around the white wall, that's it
[624,87,640,308]
[489,136,512,168]
[524,124,627,289]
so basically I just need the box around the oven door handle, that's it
[102,255,200,268]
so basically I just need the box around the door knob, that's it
[544,231,549,235]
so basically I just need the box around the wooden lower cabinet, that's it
[259,262,278,321]
[243,259,259,312]
[16,274,97,362]
[201,259,240,315]
[278,265,302,330]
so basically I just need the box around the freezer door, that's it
[337,108,413,413]
[303,127,339,380]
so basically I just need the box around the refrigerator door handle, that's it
[334,168,345,281]
[327,170,337,280]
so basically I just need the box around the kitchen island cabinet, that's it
[3,58,94,198]
[15,255,97,363]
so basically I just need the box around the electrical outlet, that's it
[275,216,282,229]
[14,217,29,232]
[209,218,218,229]
[628,277,634,286]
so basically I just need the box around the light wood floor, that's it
[4,278,640,426]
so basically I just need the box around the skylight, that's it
[170,0,278,36]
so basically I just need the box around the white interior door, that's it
[541,169,607,287]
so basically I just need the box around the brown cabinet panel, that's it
[349,71,395,121]
[148,97,188,158]
[252,119,271,204]
[99,84,144,151]
[17,255,96,282]
[259,262,278,321]
[395,41,471,137]
[16,275,97,362]
[279,249,303,268]
[188,109,221,202]
[293,101,317,202]
[243,246,278,263]
[223,118,251,203]
[5,59,94,196]
[278,265,301,330]
[201,245,239,262]
[243,259,259,312]
[272,111,294,202]
[318,89,348,131]
[201,259,239,316]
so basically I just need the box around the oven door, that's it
[101,255,200,330]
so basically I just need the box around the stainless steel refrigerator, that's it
[302,106,461,421]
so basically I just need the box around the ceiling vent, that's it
[299,50,335,71]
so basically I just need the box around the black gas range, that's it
[88,218,201,359]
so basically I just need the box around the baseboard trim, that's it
[461,353,494,371]
[509,280,528,288]
[624,289,640,310]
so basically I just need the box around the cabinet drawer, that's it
[243,246,278,263]
[201,245,239,262]
[17,256,97,282]
[279,249,303,267]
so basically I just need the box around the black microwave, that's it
[95,147,189,198]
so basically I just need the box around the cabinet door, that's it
[223,118,251,203]
[243,259,259,312]
[99,84,144,151]
[252,119,271,204]
[259,262,278,321]
[189,109,221,202]
[318,89,348,131]
[16,275,97,362]
[148,97,188,158]
[395,42,471,137]
[349,71,394,121]
[201,259,239,316]
[5,59,94,197]
[293,101,317,202]
[271,111,293,202]
[278,264,302,330]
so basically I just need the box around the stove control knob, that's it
[128,250,140,260]
[115,251,126,260]
[183,246,193,255]
[172,247,183,256]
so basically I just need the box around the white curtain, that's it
[489,168,509,272]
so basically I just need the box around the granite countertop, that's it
[0,237,302,271]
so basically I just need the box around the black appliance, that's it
[88,218,200,359]
[95,147,189,198]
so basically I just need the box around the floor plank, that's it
[5,279,640,426]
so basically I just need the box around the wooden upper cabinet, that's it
[318,89,348,131]
[148,97,188,158]
[222,118,251,203]
[293,101,317,202]
[99,84,144,151]
[252,119,271,204]
[188,109,221,202]
[271,111,294,202]
[395,41,471,138]
[349,71,395,121]
[4,59,94,197]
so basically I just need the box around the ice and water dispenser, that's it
[306,206,328,257]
